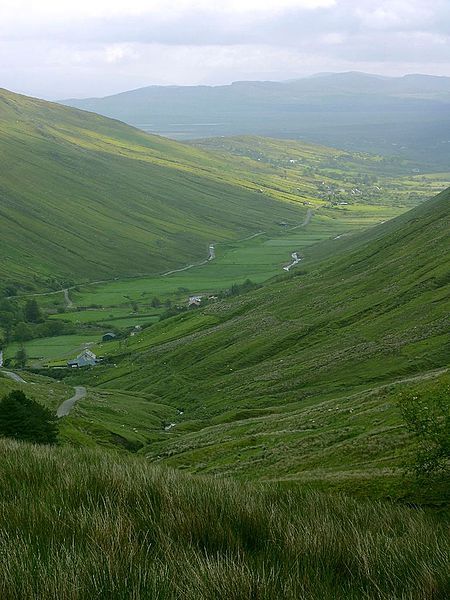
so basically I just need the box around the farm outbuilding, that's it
[102,332,117,342]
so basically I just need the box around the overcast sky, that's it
[1,0,449,99]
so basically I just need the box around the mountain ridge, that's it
[60,72,450,168]
[61,71,450,101]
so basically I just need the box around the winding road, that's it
[162,244,215,277]
[290,208,313,230]
[2,371,28,384]
[56,386,87,418]
[1,369,86,417]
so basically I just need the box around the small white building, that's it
[188,295,203,307]
[68,349,97,368]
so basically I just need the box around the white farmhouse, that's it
[68,349,97,368]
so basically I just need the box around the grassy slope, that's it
[189,135,448,192]
[2,87,447,291]
[0,438,448,599]
[0,371,177,451]
[4,128,447,357]
[67,189,449,494]
[0,89,309,287]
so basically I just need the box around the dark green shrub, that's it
[0,390,58,445]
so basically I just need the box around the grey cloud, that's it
[1,0,449,98]
[3,1,450,45]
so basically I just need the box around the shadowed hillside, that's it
[70,189,449,489]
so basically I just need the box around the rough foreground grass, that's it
[0,439,448,600]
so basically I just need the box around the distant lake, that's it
[135,122,228,140]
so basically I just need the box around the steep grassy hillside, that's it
[0,89,307,289]
[89,188,449,406]
[62,72,450,168]
[0,438,448,599]
[68,189,449,490]
[1,87,446,294]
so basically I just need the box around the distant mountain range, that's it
[62,72,450,168]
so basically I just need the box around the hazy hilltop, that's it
[61,72,450,168]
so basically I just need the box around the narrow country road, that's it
[162,244,215,277]
[56,386,87,418]
[2,370,28,384]
[1,369,86,418]
[290,208,313,230]
[63,288,74,309]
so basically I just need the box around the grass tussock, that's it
[0,439,448,599]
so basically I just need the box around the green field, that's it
[3,201,403,367]
[4,334,102,366]
[70,206,396,307]
[50,306,162,327]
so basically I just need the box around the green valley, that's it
[2,7,450,598]
[0,86,448,600]
[1,87,447,296]
[3,186,445,505]
[1,93,447,370]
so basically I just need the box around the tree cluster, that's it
[0,298,75,346]
[0,390,58,445]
